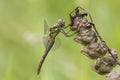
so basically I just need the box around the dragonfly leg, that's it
[61,29,77,37]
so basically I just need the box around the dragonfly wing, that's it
[53,37,61,50]
[43,36,61,50]
[43,36,49,49]
[43,20,61,49]
[43,20,50,48]
[44,20,49,35]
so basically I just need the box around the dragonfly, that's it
[37,19,69,75]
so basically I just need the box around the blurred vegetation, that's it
[0,0,120,80]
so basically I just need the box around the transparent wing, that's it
[43,20,61,49]
[43,36,49,48]
[43,20,49,48]
[44,20,49,35]
[53,37,61,50]
[43,36,61,50]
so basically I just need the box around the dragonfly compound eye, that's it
[57,19,65,27]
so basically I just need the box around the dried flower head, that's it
[93,49,118,75]
[106,71,120,80]
[81,41,107,59]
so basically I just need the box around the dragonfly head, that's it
[57,19,65,27]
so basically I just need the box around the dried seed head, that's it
[70,17,90,31]
[80,30,97,42]
[80,42,107,59]
[74,30,97,46]
[73,17,81,26]
[109,48,118,60]
[74,36,91,46]
[70,17,81,31]
[97,41,108,54]
[93,56,117,75]
[106,71,120,80]
[73,17,88,26]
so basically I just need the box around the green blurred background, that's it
[0,0,120,80]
